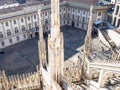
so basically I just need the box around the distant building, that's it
[94,20,120,48]
[112,0,120,28]
[0,0,19,9]
[0,0,111,49]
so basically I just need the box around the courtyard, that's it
[0,25,86,76]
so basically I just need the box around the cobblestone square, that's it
[0,25,86,76]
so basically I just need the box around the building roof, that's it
[0,6,23,15]
[63,0,98,6]
[94,20,115,29]
[0,0,17,6]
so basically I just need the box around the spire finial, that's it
[50,0,60,40]
[38,7,44,41]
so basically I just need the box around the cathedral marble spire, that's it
[81,4,93,82]
[84,4,93,57]
[38,8,46,67]
[48,0,64,84]
[50,0,60,41]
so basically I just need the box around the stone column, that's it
[17,19,21,33]
[10,20,14,35]
[1,23,6,37]
[98,70,105,88]
[115,18,119,27]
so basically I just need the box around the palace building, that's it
[112,0,120,28]
[0,0,111,49]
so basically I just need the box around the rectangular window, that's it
[23,34,26,38]
[82,17,85,23]
[16,36,19,41]
[64,21,65,24]
[68,8,70,11]
[34,15,36,19]
[117,19,120,27]
[1,41,5,46]
[21,18,24,22]
[45,12,47,16]
[83,11,85,14]
[73,15,74,20]
[64,8,65,11]
[73,8,74,12]
[28,17,30,21]
[9,39,12,43]
[67,21,69,24]
[13,20,16,24]
[77,16,79,21]
[77,23,79,27]
[64,14,66,18]
[28,24,31,30]
[68,13,70,18]
[115,6,119,15]
[0,32,3,38]
[5,22,8,26]
[45,19,48,24]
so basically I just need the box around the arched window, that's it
[7,30,11,36]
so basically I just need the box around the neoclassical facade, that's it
[0,1,111,49]
[112,0,120,27]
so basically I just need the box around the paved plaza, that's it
[0,25,86,76]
